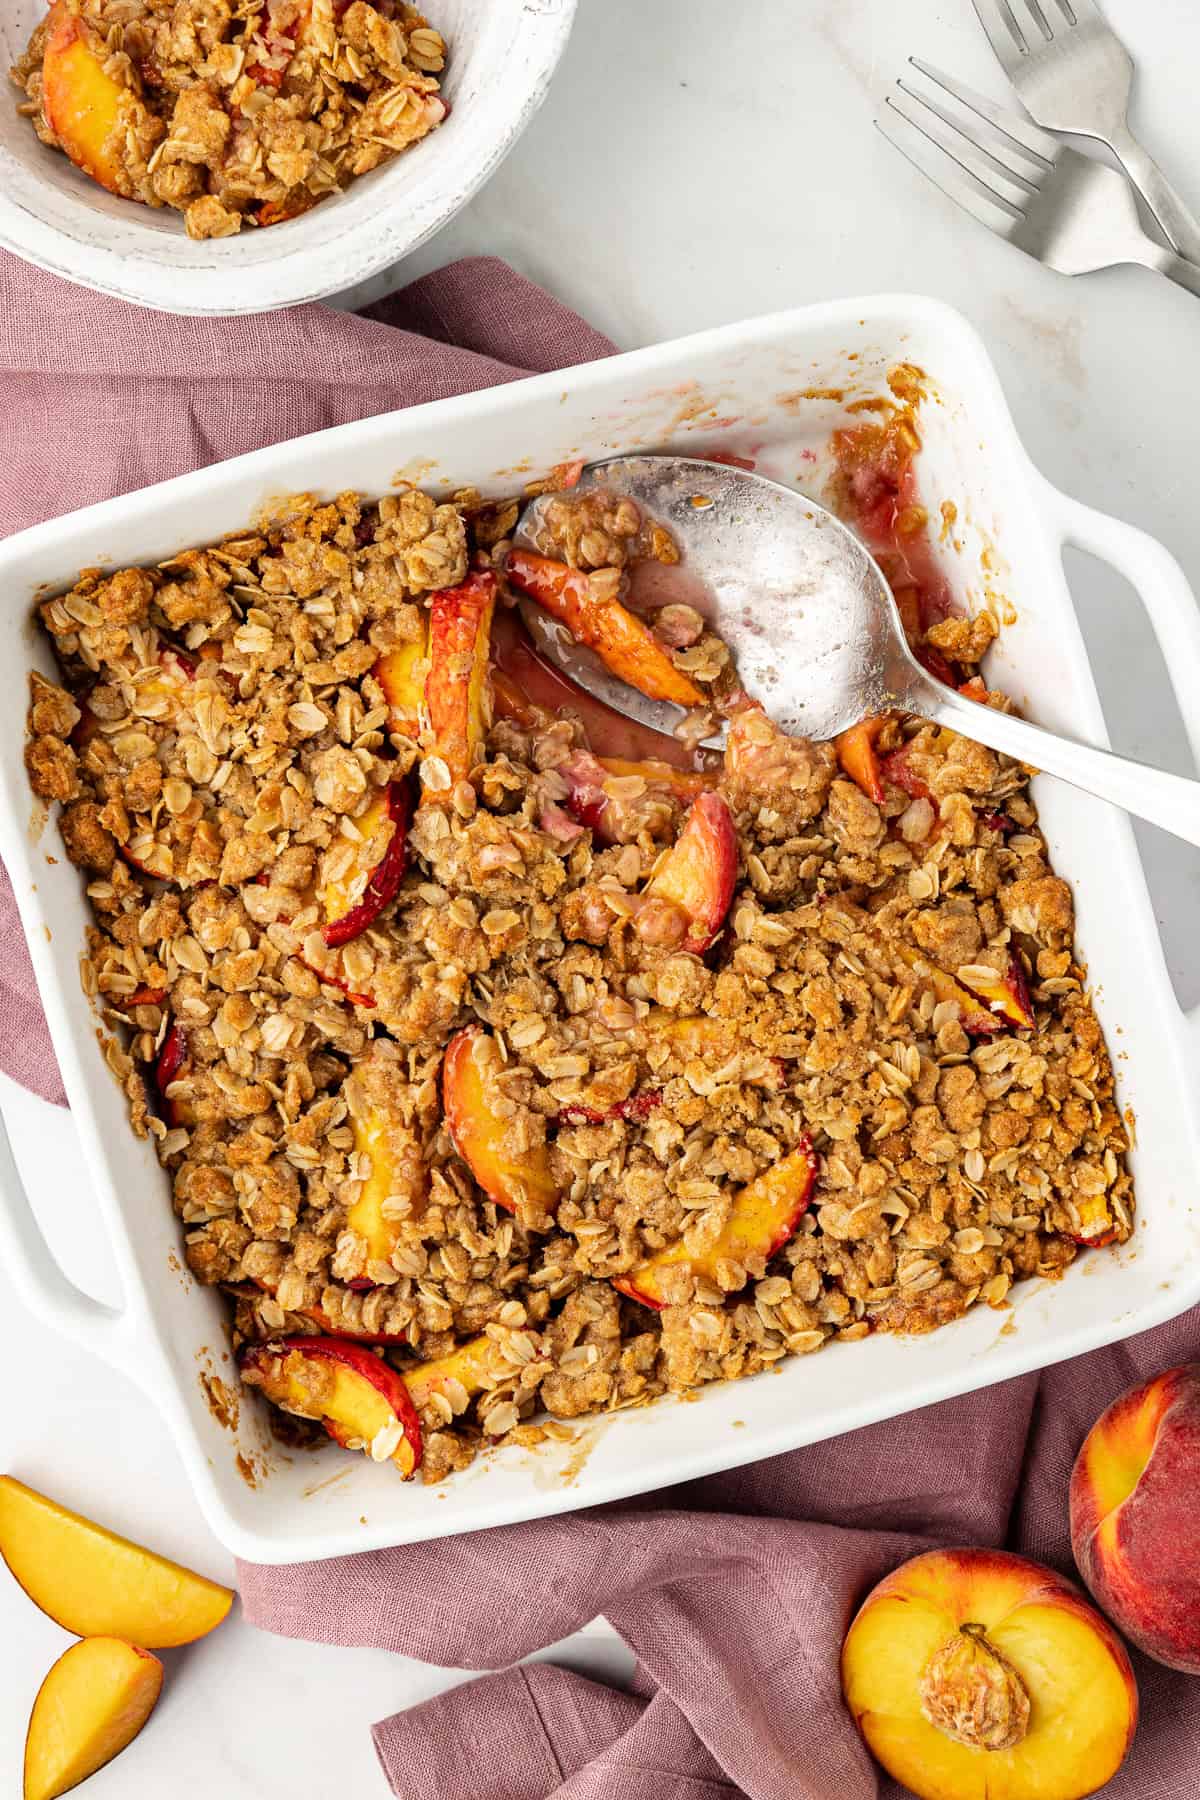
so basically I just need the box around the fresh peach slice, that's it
[24,1637,162,1800]
[615,1136,816,1310]
[506,550,706,710]
[0,1475,231,1647]
[1070,1365,1200,1673]
[490,609,703,769]
[376,626,429,741]
[642,791,738,954]
[835,716,888,804]
[842,1546,1138,1800]
[321,780,411,948]
[423,570,496,797]
[342,1052,426,1267]
[41,0,133,196]
[239,1338,422,1477]
[954,956,1036,1032]
[442,1025,557,1221]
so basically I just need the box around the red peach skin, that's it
[835,717,888,804]
[642,791,738,954]
[239,1337,421,1477]
[955,955,1036,1032]
[506,550,706,710]
[442,1025,557,1220]
[1070,1364,1200,1672]
[424,571,496,794]
[615,1137,816,1310]
[321,781,411,947]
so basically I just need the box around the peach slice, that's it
[321,780,411,948]
[954,956,1036,1032]
[1068,1193,1118,1249]
[879,740,935,801]
[642,791,738,955]
[153,1021,195,1127]
[490,609,703,770]
[842,1546,1137,1800]
[614,1136,816,1310]
[342,1051,426,1268]
[40,0,133,196]
[24,1637,162,1800]
[558,1090,662,1127]
[506,550,706,710]
[375,625,429,741]
[239,1338,422,1477]
[0,1475,231,1647]
[402,1335,495,1413]
[557,750,716,843]
[423,571,496,797]
[893,945,1003,1040]
[835,717,888,804]
[1070,1364,1200,1672]
[442,1025,557,1221]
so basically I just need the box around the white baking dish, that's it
[2,295,1199,1565]
[0,0,574,315]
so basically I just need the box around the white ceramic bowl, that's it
[0,0,575,314]
[2,296,1199,1563]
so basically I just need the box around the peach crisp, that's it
[25,458,1133,1484]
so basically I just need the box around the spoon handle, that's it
[922,686,1200,849]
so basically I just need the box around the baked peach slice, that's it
[842,1546,1137,1800]
[153,1021,195,1127]
[442,1024,557,1221]
[490,609,703,769]
[893,945,1003,1040]
[0,1475,232,1647]
[41,0,137,196]
[320,780,411,947]
[642,791,738,954]
[239,1338,422,1476]
[558,749,716,842]
[423,570,496,798]
[835,716,888,804]
[24,1637,162,1800]
[506,550,706,710]
[375,623,429,742]
[1070,1364,1200,1672]
[955,956,1036,1032]
[615,1136,816,1310]
[342,1049,427,1268]
[402,1335,495,1413]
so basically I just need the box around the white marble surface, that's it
[3,0,1200,1789]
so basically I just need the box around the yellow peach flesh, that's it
[41,1,130,194]
[24,1638,162,1800]
[0,1475,232,1648]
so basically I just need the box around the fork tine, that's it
[971,0,1031,63]
[876,94,1024,237]
[909,60,1060,163]
[894,78,1039,206]
[1009,0,1055,43]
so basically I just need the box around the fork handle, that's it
[1108,124,1200,268]
[919,685,1200,850]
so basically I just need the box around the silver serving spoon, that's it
[515,454,1200,847]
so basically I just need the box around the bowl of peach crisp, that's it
[0,0,575,312]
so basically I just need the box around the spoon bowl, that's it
[513,454,1200,850]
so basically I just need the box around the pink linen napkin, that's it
[2,249,1197,1800]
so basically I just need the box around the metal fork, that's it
[971,0,1200,264]
[877,61,1200,297]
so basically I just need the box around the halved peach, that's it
[506,550,705,710]
[835,717,888,804]
[0,1475,231,1647]
[41,0,134,195]
[342,1051,426,1267]
[442,1025,557,1222]
[615,1136,816,1309]
[375,624,429,742]
[423,571,495,797]
[239,1337,422,1477]
[955,956,1036,1032]
[642,791,738,954]
[321,780,411,948]
[842,1546,1138,1800]
[24,1637,163,1800]
[490,608,703,769]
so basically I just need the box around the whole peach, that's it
[1070,1363,1200,1673]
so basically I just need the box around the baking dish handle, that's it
[1035,472,1200,1045]
[0,1096,139,1376]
